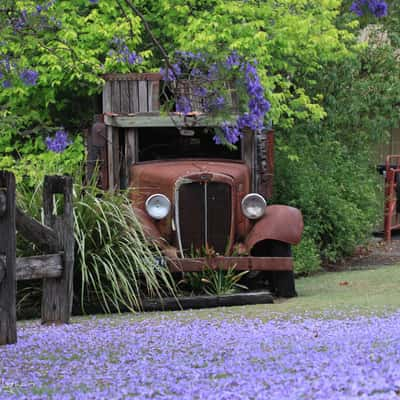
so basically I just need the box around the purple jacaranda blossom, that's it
[350,0,388,17]
[45,129,71,153]
[194,86,208,97]
[225,51,242,69]
[369,0,388,17]
[176,96,192,114]
[160,63,182,81]
[110,37,142,66]
[214,96,225,109]
[1,311,400,399]
[350,0,368,16]
[19,69,39,86]
[215,121,242,144]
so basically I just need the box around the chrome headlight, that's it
[241,193,267,220]
[145,194,171,220]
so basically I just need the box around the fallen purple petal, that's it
[1,311,399,399]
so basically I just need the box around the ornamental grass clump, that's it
[16,178,176,315]
[74,187,176,313]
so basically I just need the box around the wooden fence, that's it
[0,171,74,345]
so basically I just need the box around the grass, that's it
[68,264,400,325]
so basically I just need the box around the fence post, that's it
[41,176,74,324]
[0,171,17,345]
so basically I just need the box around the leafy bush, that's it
[275,40,400,271]
[292,232,322,276]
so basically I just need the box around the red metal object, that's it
[384,155,400,241]
[245,205,304,251]
[130,159,304,268]
[169,257,293,272]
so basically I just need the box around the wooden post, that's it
[41,176,74,324]
[0,171,17,345]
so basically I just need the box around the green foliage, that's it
[292,231,322,276]
[0,134,84,187]
[275,38,400,271]
[178,266,248,296]
[143,0,356,128]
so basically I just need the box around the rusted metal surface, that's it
[168,257,293,272]
[383,155,400,241]
[130,160,251,242]
[177,181,232,254]
[245,205,304,251]
[129,159,304,270]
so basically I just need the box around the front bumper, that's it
[168,257,293,272]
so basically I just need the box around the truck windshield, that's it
[137,127,241,161]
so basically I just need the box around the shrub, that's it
[275,41,400,271]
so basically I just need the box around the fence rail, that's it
[0,171,74,345]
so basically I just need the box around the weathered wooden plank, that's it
[15,207,60,253]
[168,257,293,272]
[138,81,148,112]
[125,128,137,179]
[120,80,130,113]
[142,291,273,312]
[265,130,274,199]
[103,72,162,81]
[112,127,120,190]
[104,114,237,128]
[86,117,108,189]
[0,171,17,345]
[241,130,255,191]
[102,81,112,113]
[147,81,153,112]
[42,176,74,325]
[0,254,62,282]
[106,125,115,191]
[128,80,139,113]
[111,80,121,113]
[150,80,160,111]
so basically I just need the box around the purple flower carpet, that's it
[1,311,399,399]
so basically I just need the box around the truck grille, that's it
[177,182,231,255]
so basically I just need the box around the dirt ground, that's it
[326,235,400,271]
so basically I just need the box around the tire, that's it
[250,239,297,298]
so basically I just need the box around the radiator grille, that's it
[178,182,231,255]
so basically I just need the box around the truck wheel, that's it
[250,239,297,298]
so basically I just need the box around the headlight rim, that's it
[145,193,171,220]
[241,193,267,220]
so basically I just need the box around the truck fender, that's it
[245,205,304,252]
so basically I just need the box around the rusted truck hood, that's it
[130,160,251,204]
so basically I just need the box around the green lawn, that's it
[151,264,400,321]
[71,264,400,325]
